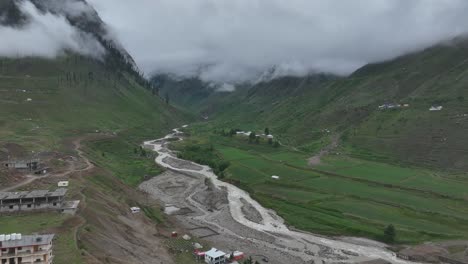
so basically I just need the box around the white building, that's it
[204,248,227,264]
[0,234,54,264]
[57,181,69,187]
[130,207,141,213]
[236,131,252,136]
[429,106,443,111]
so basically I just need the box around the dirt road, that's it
[141,128,419,264]
[0,137,94,192]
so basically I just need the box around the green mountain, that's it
[0,0,188,150]
[157,39,468,171]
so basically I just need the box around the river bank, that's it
[140,128,417,264]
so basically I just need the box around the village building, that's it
[57,181,69,187]
[0,233,54,264]
[236,131,251,136]
[2,159,39,171]
[130,207,141,213]
[229,251,245,262]
[204,248,227,264]
[429,106,443,111]
[60,200,80,215]
[378,103,401,110]
[0,189,67,213]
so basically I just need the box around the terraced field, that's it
[174,131,468,244]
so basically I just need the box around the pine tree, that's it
[383,224,396,243]
[249,132,256,143]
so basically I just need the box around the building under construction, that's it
[2,159,39,171]
[0,189,67,213]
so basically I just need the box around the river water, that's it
[143,128,418,264]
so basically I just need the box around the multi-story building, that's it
[204,248,227,264]
[0,234,54,264]
[0,189,67,213]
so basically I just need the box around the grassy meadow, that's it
[174,127,468,244]
[82,136,162,187]
[0,56,186,151]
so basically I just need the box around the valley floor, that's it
[163,125,468,263]
[141,130,413,264]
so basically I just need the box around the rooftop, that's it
[205,248,226,258]
[0,234,54,248]
[0,188,67,201]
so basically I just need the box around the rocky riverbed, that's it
[140,128,418,264]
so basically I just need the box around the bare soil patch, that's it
[240,197,263,224]
[163,156,203,171]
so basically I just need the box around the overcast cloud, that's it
[0,1,104,59]
[90,0,468,83]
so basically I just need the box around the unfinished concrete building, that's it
[2,159,39,171]
[0,189,67,213]
[0,233,54,264]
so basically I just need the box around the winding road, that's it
[144,128,419,264]
[1,138,95,192]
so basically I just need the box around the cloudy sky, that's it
[0,1,104,59]
[2,0,468,83]
[87,0,468,83]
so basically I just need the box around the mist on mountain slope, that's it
[89,0,468,84]
[0,1,104,59]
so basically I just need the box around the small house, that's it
[267,135,274,139]
[229,251,245,261]
[58,181,69,187]
[194,249,205,261]
[204,248,227,264]
[130,207,141,213]
[429,106,443,111]
[3,160,38,170]
[271,175,280,180]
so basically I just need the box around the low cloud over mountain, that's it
[0,1,104,59]
[89,0,468,83]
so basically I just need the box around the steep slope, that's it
[0,2,190,263]
[158,39,468,171]
[0,0,190,149]
[0,56,187,149]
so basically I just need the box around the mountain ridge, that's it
[156,38,468,171]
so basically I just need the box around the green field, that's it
[175,129,468,244]
[83,136,162,187]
